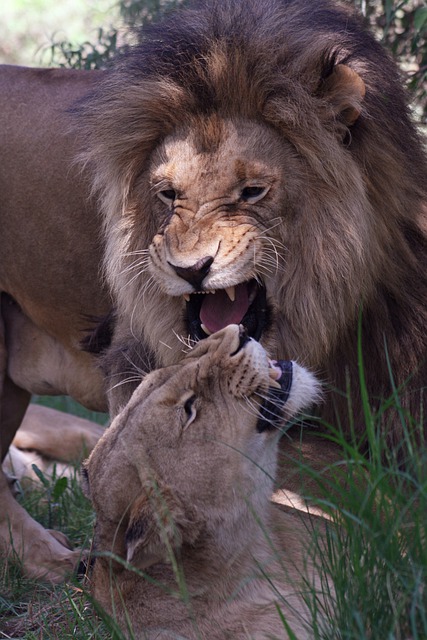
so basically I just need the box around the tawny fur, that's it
[84,326,324,639]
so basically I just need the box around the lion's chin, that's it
[185,279,270,342]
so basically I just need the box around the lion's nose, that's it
[168,256,214,290]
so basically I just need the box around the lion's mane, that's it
[76,0,427,448]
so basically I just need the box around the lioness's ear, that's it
[125,478,202,569]
[321,64,365,127]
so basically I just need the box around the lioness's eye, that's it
[183,394,197,428]
[240,186,269,203]
[157,189,176,205]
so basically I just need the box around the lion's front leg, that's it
[0,468,83,582]
[0,375,31,460]
[0,298,82,582]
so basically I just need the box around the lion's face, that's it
[85,325,319,565]
[148,119,288,343]
[118,111,373,370]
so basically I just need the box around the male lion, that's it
[84,325,323,639]
[76,0,427,439]
[0,0,426,580]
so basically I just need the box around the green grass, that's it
[305,416,427,639]
[1,390,426,638]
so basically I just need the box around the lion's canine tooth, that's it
[183,293,191,302]
[200,323,212,336]
[225,286,236,302]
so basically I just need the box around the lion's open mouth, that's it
[185,279,270,341]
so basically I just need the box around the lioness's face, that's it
[145,118,297,348]
[85,326,319,552]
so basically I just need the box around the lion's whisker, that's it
[140,277,158,298]
[125,265,151,288]
[119,256,151,276]
[123,249,151,257]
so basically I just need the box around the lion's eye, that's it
[157,189,176,205]
[183,394,197,428]
[240,186,269,203]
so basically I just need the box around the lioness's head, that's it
[84,325,320,568]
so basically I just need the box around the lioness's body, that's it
[85,326,323,639]
[92,505,320,640]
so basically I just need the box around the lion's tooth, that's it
[183,293,191,302]
[269,379,282,389]
[200,323,212,336]
[225,286,236,302]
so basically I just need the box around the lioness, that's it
[1,0,426,580]
[84,325,323,639]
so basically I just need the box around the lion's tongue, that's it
[200,283,250,334]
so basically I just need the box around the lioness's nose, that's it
[168,256,214,289]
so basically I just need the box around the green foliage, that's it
[354,0,427,123]
[307,420,427,639]
[44,27,119,70]
[44,0,188,70]
[300,325,427,639]
[16,465,94,545]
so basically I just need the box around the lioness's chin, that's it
[184,279,271,342]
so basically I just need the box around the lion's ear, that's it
[125,479,202,570]
[321,64,365,127]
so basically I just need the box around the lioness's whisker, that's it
[173,330,197,351]
[109,375,145,392]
